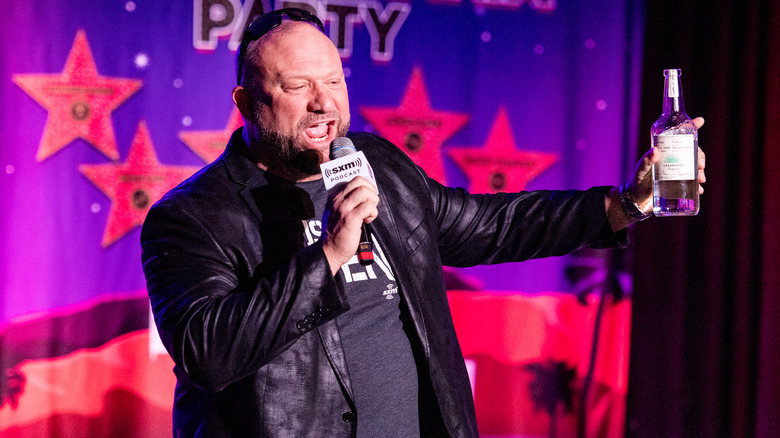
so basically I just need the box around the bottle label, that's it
[655,134,695,180]
[668,71,679,98]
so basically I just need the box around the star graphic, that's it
[359,67,469,184]
[447,107,558,193]
[13,29,142,162]
[179,107,243,163]
[80,121,199,247]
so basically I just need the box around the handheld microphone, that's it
[321,137,376,266]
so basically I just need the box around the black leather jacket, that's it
[141,129,625,437]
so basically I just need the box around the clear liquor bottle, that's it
[651,69,699,216]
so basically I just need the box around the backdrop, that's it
[1,1,645,436]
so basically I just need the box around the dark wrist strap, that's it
[619,183,650,221]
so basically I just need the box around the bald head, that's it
[240,21,337,89]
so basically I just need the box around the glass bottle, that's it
[651,69,699,216]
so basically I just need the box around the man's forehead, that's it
[252,22,340,73]
[255,20,325,50]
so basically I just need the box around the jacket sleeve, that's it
[353,131,626,268]
[428,179,627,267]
[141,200,349,393]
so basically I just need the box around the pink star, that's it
[359,67,469,184]
[179,108,244,163]
[448,108,557,193]
[13,30,142,161]
[80,122,199,247]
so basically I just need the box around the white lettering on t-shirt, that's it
[302,219,323,247]
[301,219,395,284]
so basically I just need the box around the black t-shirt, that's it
[296,178,421,437]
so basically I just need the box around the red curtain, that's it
[628,0,780,436]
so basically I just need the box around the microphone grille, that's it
[330,137,357,159]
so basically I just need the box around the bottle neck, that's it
[662,69,686,115]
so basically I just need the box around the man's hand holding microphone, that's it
[319,138,379,275]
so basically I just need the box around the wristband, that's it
[619,183,650,221]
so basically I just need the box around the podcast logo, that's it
[320,150,376,191]
[323,157,362,179]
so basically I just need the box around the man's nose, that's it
[308,83,336,113]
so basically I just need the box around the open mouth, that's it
[304,121,332,143]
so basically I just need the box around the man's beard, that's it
[253,104,350,177]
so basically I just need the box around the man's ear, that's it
[232,86,252,120]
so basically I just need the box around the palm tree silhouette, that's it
[524,360,577,438]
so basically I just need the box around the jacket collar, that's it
[223,127,267,188]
